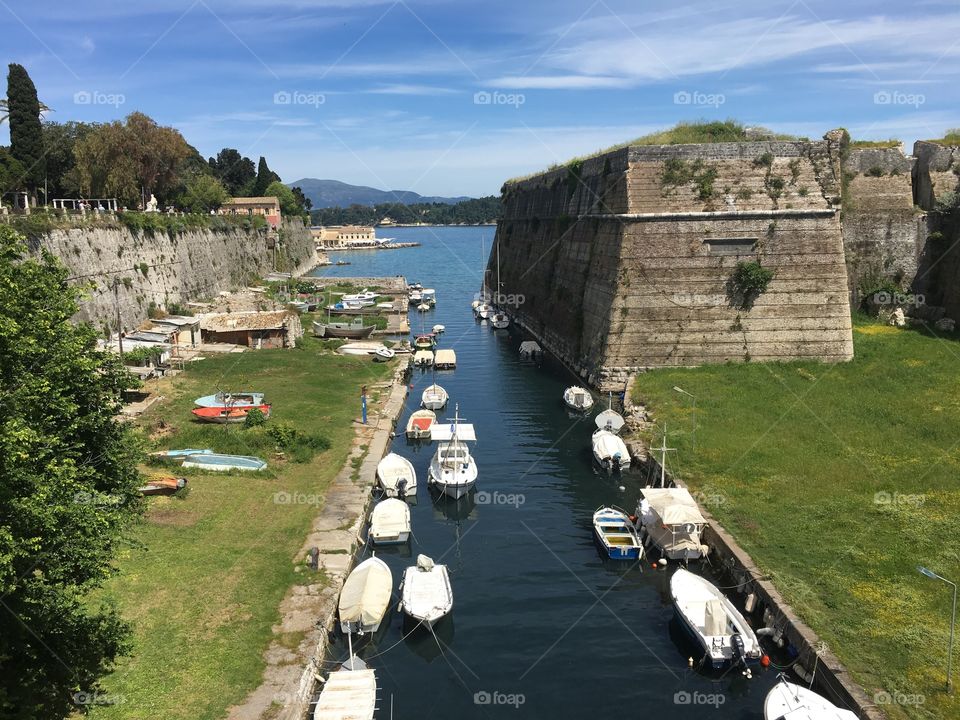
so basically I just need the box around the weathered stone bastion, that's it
[491,133,855,384]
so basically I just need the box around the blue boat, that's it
[181,453,267,472]
[592,506,644,560]
[152,448,213,458]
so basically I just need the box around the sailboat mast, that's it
[496,239,501,308]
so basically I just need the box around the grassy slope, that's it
[91,333,392,720]
[633,317,959,720]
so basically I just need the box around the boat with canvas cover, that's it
[592,506,644,560]
[764,676,858,720]
[191,404,271,424]
[427,405,478,500]
[592,430,631,473]
[313,317,375,339]
[434,349,457,369]
[562,386,594,411]
[338,556,393,634]
[369,498,411,545]
[637,487,709,561]
[414,350,434,367]
[670,568,761,670]
[376,452,417,498]
[519,340,542,358]
[406,409,436,440]
[399,554,453,628]
[181,453,267,471]
[312,662,376,720]
[421,384,448,410]
[194,392,264,408]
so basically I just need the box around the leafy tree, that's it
[41,121,92,199]
[290,186,311,212]
[179,173,229,213]
[6,64,45,196]
[208,148,256,196]
[264,180,300,216]
[251,156,280,197]
[0,225,144,718]
[0,147,26,197]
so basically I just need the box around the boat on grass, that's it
[376,452,417,498]
[139,476,187,496]
[670,568,761,670]
[764,677,858,720]
[406,409,436,440]
[313,317,375,339]
[151,448,213,459]
[592,429,631,473]
[191,404,271,424]
[373,346,395,362]
[370,498,411,545]
[194,392,264,408]
[338,556,393,634]
[181,453,267,472]
[337,342,391,356]
[563,386,594,411]
[399,554,453,629]
[637,487,709,561]
[592,506,644,560]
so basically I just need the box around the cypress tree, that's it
[251,156,280,196]
[6,63,45,195]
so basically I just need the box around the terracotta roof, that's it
[201,310,294,332]
[222,196,280,207]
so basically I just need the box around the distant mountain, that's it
[288,178,471,209]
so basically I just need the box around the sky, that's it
[3,0,960,198]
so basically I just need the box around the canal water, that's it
[312,226,779,718]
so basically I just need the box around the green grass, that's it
[850,138,903,148]
[924,129,960,145]
[90,335,392,720]
[632,315,960,720]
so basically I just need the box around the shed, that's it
[200,310,303,349]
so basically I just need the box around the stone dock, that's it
[226,362,409,720]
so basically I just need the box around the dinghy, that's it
[312,663,377,720]
[413,334,436,350]
[399,554,453,628]
[637,488,709,561]
[373,346,395,362]
[764,677,858,720]
[670,568,762,670]
[592,506,644,560]
[432,324,445,334]
[421,384,448,410]
[413,350,434,367]
[563,386,594,411]
[191,404,271,424]
[490,311,510,329]
[434,349,457,369]
[181,453,267,471]
[406,409,436,440]
[519,340,542,358]
[338,556,393,634]
[592,430,631,473]
[417,303,430,312]
[376,452,417,499]
[595,408,625,433]
[428,405,478,500]
[370,499,411,545]
[194,392,264,408]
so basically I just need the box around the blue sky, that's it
[3,0,960,197]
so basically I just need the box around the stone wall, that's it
[28,217,315,333]
[492,133,854,383]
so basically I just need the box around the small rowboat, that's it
[406,409,436,439]
[370,499,411,545]
[563,386,594,412]
[191,404,271,424]
[592,506,643,560]
[399,554,453,629]
[181,453,267,471]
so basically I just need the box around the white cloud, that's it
[367,83,459,95]
[488,75,630,90]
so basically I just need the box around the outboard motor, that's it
[396,477,408,499]
[732,633,746,666]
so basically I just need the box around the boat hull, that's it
[427,469,475,500]
[370,530,410,546]
[313,322,375,339]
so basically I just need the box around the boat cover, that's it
[704,598,727,635]
[435,349,457,366]
[411,417,433,431]
[417,554,435,571]
[641,488,707,526]
[519,341,542,354]
[339,558,392,629]
[371,499,410,537]
[377,453,415,488]
[413,350,434,363]
[313,668,377,720]
[431,423,477,442]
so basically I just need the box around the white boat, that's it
[670,568,762,670]
[637,487,709,561]
[376,452,417,498]
[432,324,445,334]
[370,498,411,545]
[417,303,430,312]
[312,664,377,720]
[475,303,492,319]
[490,311,510,329]
[421,383,448,410]
[338,556,393,634]
[343,290,378,303]
[470,299,481,310]
[421,289,436,306]
[337,342,390,356]
[592,429,631,473]
[595,408,625,433]
[427,405,478,500]
[409,290,422,302]
[413,349,434,366]
[519,340,542,358]
[373,346,395,362]
[376,301,395,311]
[764,677,858,720]
[563,386,594,411]
[434,349,457,369]
[593,506,644,561]
[406,409,436,440]
[399,554,453,628]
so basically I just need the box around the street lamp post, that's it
[673,386,697,451]
[919,566,956,692]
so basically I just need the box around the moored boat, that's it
[312,663,377,720]
[432,324,445,334]
[763,677,858,720]
[637,487,709,561]
[181,453,267,471]
[670,568,762,670]
[399,554,453,628]
[338,556,393,634]
[562,386,594,411]
[406,409,436,439]
[413,334,436,350]
[592,429,631,473]
[592,506,644,560]
[490,311,510,329]
[413,350,434,367]
[421,383,448,410]
[417,303,430,312]
[376,452,417,498]
[595,408,625,433]
[427,406,478,500]
[191,403,271,424]
[370,498,412,545]
[519,340,542,358]
[434,349,457,369]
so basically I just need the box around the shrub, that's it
[244,408,267,428]
[865,166,885,177]
[753,152,774,169]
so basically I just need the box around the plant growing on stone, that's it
[728,260,774,309]
[865,166,885,177]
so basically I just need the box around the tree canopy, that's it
[6,63,44,194]
[0,225,144,718]
[179,173,230,213]
[311,195,500,226]
[251,156,281,197]
[208,148,256,196]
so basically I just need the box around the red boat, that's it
[139,477,187,496]
[191,404,272,424]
